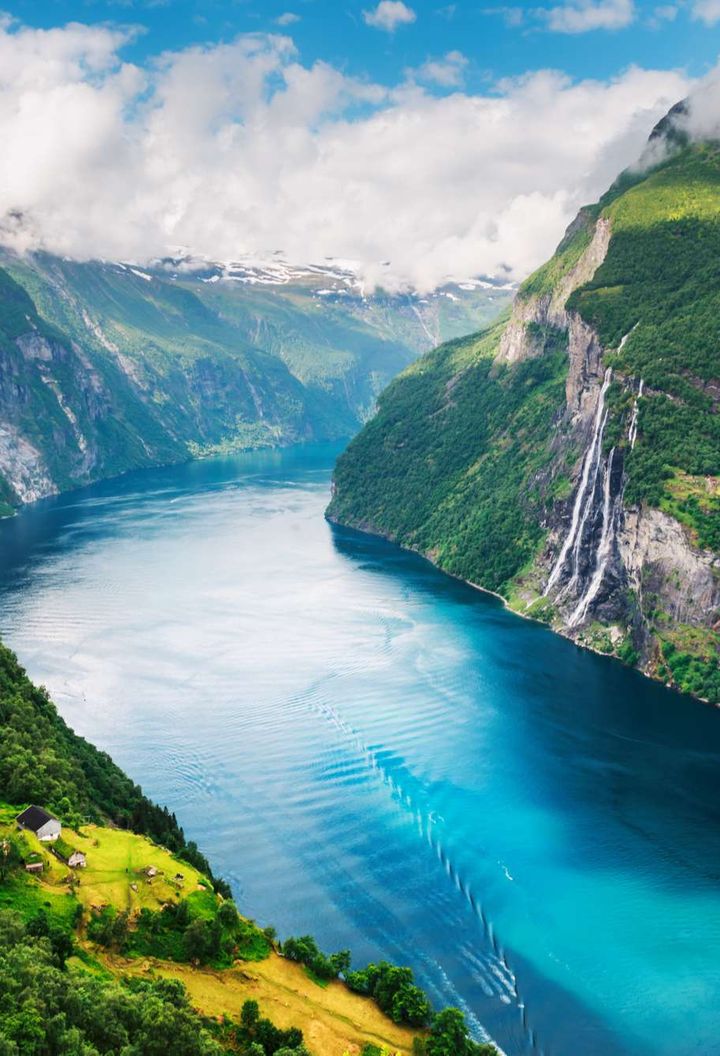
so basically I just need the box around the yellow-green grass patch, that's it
[111,950,418,1056]
[72,824,209,914]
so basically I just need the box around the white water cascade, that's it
[568,446,618,627]
[545,367,613,595]
[628,379,644,450]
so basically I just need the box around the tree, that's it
[329,949,351,976]
[87,906,117,947]
[184,919,214,964]
[373,965,414,1016]
[240,999,260,1032]
[0,838,20,881]
[217,900,239,929]
[175,899,191,928]
[0,912,225,1056]
[255,1017,283,1052]
[391,983,432,1027]
[279,1027,303,1049]
[427,1008,473,1056]
[111,910,130,950]
[345,967,372,994]
[48,925,74,968]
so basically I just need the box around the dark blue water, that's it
[0,444,719,1056]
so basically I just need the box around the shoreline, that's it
[326,512,716,710]
[3,457,712,711]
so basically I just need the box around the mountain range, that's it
[0,248,511,514]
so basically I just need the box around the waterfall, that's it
[628,378,644,450]
[545,368,613,595]
[617,324,637,352]
[562,403,609,599]
[568,447,618,627]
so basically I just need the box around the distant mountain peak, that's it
[148,250,515,300]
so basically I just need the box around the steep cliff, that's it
[0,250,510,509]
[328,113,720,704]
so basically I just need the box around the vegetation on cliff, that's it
[328,136,720,702]
[569,143,720,519]
[328,318,568,594]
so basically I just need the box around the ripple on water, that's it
[0,445,719,1056]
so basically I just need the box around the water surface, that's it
[0,444,719,1056]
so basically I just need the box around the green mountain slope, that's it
[0,250,510,511]
[328,122,720,703]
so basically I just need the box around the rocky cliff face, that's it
[329,114,720,703]
[505,213,720,687]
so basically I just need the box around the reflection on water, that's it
[1,444,719,1056]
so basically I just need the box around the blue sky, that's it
[7,0,720,88]
[0,1,716,286]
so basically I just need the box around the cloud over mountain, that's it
[0,17,693,291]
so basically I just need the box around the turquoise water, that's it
[0,444,719,1056]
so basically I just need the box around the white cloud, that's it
[0,19,693,291]
[691,0,720,23]
[675,64,720,138]
[363,2,417,32]
[540,0,636,32]
[275,12,301,26]
[653,5,678,21]
[407,50,468,87]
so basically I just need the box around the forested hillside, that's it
[329,113,720,703]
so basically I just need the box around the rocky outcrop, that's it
[496,217,611,368]
[492,217,627,630]
[0,423,55,504]
[621,507,720,631]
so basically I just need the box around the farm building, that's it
[25,861,43,874]
[51,837,88,868]
[16,806,61,842]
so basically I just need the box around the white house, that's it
[16,805,62,842]
[68,851,87,868]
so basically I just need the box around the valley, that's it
[0,248,509,509]
[0,57,719,1056]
